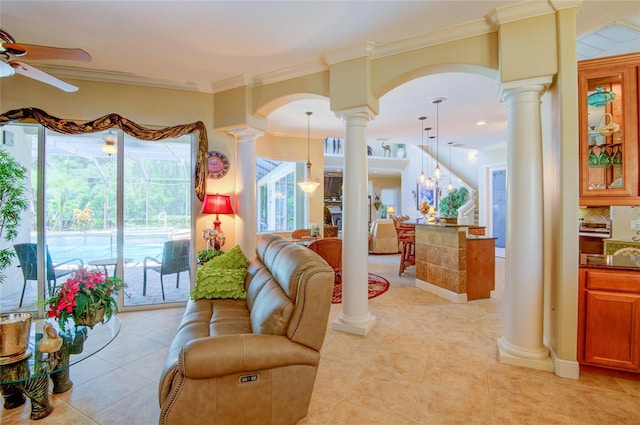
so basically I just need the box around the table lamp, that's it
[201,193,234,249]
[387,206,395,217]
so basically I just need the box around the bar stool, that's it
[393,216,416,276]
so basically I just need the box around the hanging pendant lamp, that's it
[432,97,446,181]
[298,111,320,193]
[447,141,454,193]
[425,128,434,189]
[418,116,427,185]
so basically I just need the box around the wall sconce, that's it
[201,193,234,250]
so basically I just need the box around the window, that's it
[256,157,306,232]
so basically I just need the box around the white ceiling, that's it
[2,1,639,172]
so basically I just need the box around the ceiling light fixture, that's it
[432,97,446,181]
[447,141,454,193]
[101,129,117,156]
[418,116,427,185]
[298,111,320,193]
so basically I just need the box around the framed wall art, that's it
[416,183,436,210]
[207,151,230,179]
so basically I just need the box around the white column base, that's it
[549,345,580,380]
[498,337,554,372]
[332,313,377,336]
[416,279,468,303]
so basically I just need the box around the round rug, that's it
[332,272,390,304]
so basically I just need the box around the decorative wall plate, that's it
[207,151,230,179]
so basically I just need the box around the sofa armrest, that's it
[180,333,320,379]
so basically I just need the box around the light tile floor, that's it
[2,254,640,424]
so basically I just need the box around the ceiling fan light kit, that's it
[0,27,91,92]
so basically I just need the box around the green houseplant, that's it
[438,187,469,220]
[44,267,125,331]
[0,149,29,285]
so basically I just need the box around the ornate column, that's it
[497,76,554,372]
[226,126,263,258]
[332,107,376,335]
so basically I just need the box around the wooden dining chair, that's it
[308,237,342,280]
[291,228,311,239]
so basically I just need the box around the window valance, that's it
[0,107,208,200]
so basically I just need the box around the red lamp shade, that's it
[201,194,234,234]
[201,194,234,215]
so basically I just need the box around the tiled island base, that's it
[415,223,496,303]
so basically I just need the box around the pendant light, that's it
[432,97,446,181]
[101,129,117,156]
[418,116,427,185]
[297,111,320,193]
[425,128,434,189]
[447,141,454,193]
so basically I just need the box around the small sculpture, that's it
[38,322,63,361]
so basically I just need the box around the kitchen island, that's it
[414,222,496,303]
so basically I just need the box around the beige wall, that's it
[0,7,582,374]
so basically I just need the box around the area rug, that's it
[332,272,390,304]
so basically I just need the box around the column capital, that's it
[225,125,264,142]
[499,76,554,102]
[334,106,377,122]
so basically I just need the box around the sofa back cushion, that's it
[249,234,334,350]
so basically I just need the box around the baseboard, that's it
[416,279,467,303]
[549,345,580,380]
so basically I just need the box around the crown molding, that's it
[374,18,495,59]
[251,59,328,87]
[487,0,558,27]
[322,41,377,65]
[211,75,250,93]
[34,64,211,93]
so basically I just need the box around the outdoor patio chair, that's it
[143,239,191,301]
[13,243,84,308]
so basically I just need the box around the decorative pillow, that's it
[207,245,249,269]
[192,267,247,300]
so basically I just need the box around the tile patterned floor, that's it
[2,254,639,424]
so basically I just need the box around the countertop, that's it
[579,254,640,271]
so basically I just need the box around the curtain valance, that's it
[0,107,208,200]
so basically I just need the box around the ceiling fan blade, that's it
[9,60,78,92]
[3,43,91,62]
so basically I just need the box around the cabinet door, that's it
[583,290,640,371]
[578,54,639,206]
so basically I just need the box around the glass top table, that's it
[0,317,121,420]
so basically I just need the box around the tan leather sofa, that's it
[158,234,334,425]
[368,219,399,254]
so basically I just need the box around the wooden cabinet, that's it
[578,267,640,373]
[578,53,640,206]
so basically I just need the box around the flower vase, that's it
[75,308,105,328]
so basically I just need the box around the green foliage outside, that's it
[0,149,29,284]
[439,187,469,218]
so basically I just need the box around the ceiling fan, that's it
[0,28,91,92]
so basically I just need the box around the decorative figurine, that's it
[37,322,63,362]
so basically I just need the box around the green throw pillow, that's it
[192,267,247,300]
[208,245,249,269]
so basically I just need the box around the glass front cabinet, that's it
[579,53,640,206]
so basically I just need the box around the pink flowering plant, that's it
[44,267,124,331]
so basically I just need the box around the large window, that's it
[1,124,194,314]
[256,158,306,232]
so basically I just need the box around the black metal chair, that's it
[143,239,190,300]
[13,243,84,307]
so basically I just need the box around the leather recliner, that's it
[158,233,334,425]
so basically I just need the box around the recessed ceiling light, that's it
[476,121,486,126]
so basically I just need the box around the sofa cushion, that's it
[192,267,247,300]
[208,244,250,269]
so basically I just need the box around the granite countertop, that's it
[580,254,640,271]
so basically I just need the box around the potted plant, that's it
[43,267,125,331]
[197,247,224,265]
[438,187,469,223]
[0,149,31,359]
